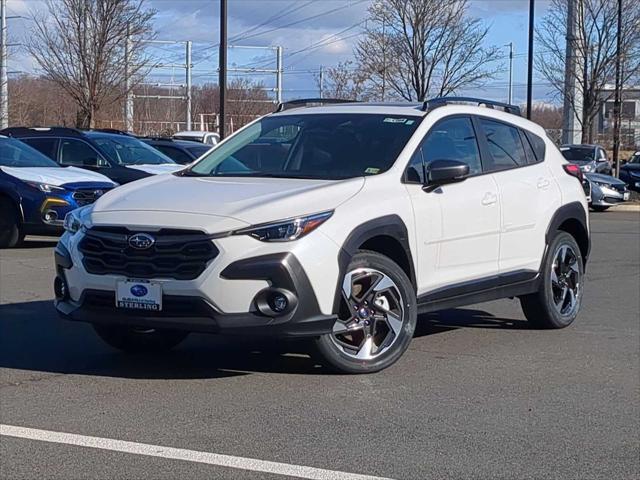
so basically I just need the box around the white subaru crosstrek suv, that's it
[54,98,590,374]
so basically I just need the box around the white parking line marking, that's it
[0,424,395,480]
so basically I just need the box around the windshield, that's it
[187,113,422,180]
[629,154,640,164]
[0,138,60,168]
[560,147,595,162]
[92,136,176,166]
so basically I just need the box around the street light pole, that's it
[219,0,227,139]
[506,42,514,105]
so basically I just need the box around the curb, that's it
[607,204,640,212]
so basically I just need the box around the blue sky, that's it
[6,0,556,104]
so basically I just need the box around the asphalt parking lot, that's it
[1,211,638,480]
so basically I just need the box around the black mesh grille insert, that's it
[78,227,219,280]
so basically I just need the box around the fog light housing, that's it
[254,288,297,317]
[54,275,69,300]
[43,210,58,224]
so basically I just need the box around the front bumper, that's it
[54,237,338,337]
[590,183,630,206]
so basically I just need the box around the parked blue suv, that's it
[0,136,116,247]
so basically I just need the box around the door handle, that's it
[537,178,550,189]
[481,192,497,206]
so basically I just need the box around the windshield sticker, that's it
[384,118,408,123]
[365,167,380,174]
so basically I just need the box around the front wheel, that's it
[520,232,584,329]
[591,205,610,212]
[314,251,417,374]
[0,198,23,248]
[93,325,189,353]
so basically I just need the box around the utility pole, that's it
[381,16,386,102]
[319,65,324,99]
[186,40,192,131]
[276,45,283,104]
[612,0,623,177]
[507,42,514,105]
[1,0,8,129]
[562,0,583,144]
[124,25,134,132]
[219,0,228,139]
[526,0,535,119]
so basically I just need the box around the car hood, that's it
[621,163,640,172]
[0,166,116,187]
[585,172,626,185]
[92,174,365,231]
[125,164,184,175]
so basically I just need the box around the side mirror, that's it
[424,159,470,191]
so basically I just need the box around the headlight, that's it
[594,181,612,189]
[25,181,65,193]
[63,205,92,234]
[234,211,333,242]
[583,165,593,172]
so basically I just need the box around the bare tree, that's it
[354,0,500,101]
[537,0,640,143]
[314,61,368,100]
[26,0,155,129]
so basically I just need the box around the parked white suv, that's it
[55,98,590,373]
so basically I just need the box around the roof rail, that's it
[422,97,522,116]
[0,126,85,137]
[275,98,358,112]
[89,128,135,136]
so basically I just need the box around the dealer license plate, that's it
[116,279,162,311]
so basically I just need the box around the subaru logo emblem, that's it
[130,285,148,297]
[128,233,155,250]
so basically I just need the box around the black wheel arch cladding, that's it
[334,215,416,314]
[546,201,590,267]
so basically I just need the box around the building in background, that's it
[598,86,640,149]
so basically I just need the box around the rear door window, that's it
[479,118,528,171]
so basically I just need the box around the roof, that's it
[271,103,427,118]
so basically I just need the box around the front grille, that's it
[78,227,219,280]
[72,189,109,206]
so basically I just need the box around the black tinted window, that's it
[480,118,528,171]
[405,148,424,183]
[22,138,58,160]
[524,131,546,162]
[60,139,105,167]
[422,117,482,175]
[155,145,192,164]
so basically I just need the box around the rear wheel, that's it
[314,251,417,374]
[93,325,189,353]
[520,232,584,329]
[0,198,23,248]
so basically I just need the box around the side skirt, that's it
[417,271,540,314]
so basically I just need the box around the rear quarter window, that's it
[523,130,546,163]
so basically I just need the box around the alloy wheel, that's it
[550,244,582,316]
[330,268,405,360]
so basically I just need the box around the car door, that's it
[476,117,561,274]
[405,115,501,294]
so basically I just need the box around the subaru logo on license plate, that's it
[130,284,148,297]
[128,233,155,250]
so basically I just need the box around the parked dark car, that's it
[0,135,116,247]
[619,152,640,192]
[0,127,181,184]
[560,144,612,174]
[140,137,211,164]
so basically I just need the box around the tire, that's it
[314,250,417,374]
[591,205,609,212]
[520,231,584,329]
[0,197,23,248]
[93,324,189,353]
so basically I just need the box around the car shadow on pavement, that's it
[0,300,527,379]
